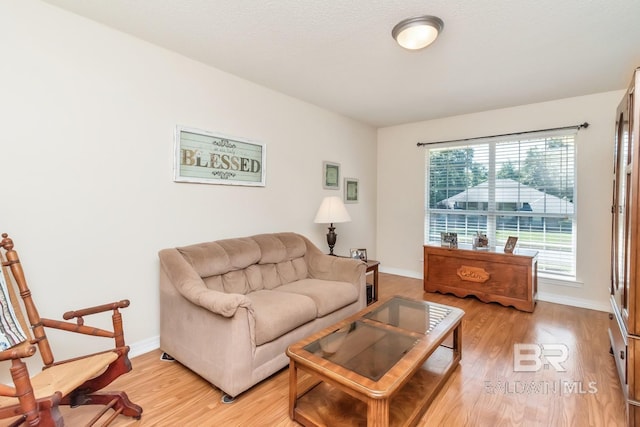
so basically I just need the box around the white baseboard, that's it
[536,292,610,313]
[379,266,422,280]
[129,335,160,358]
[379,267,610,313]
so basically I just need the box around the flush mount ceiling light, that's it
[392,15,444,50]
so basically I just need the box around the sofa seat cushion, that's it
[247,290,317,346]
[275,279,358,317]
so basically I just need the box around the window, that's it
[425,129,576,277]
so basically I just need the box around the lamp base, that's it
[326,223,337,256]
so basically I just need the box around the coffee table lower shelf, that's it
[291,345,459,427]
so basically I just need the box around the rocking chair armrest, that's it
[49,300,130,347]
[62,299,130,320]
[0,341,36,361]
[41,317,116,339]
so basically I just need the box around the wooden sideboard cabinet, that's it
[609,67,640,425]
[423,244,538,312]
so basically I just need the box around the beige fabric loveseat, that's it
[158,232,366,398]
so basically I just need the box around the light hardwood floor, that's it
[61,273,625,426]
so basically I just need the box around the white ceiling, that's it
[41,0,640,127]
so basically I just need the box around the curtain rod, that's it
[416,122,589,147]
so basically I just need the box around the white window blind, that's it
[425,130,577,277]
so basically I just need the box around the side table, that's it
[335,255,380,305]
[365,260,380,305]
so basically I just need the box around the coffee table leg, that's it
[453,323,462,358]
[289,360,297,419]
[367,398,390,427]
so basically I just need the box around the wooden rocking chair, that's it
[0,233,142,426]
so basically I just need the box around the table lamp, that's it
[314,196,351,255]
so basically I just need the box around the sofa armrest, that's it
[158,248,252,317]
[302,238,366,285]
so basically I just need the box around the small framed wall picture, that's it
[504,236,518,253]
[344,177,359,203]
[350,248,367,262]
[323,161,340,190]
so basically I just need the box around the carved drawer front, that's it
[425,254,528,299]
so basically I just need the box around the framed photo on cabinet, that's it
[440,232,458,248]
[504,236,518,253]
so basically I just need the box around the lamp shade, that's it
[314,196,351,224]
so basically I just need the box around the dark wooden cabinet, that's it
[610,67,640,424]
[423,244,538,312]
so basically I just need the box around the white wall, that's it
[0,0,377,371]
[377,90,625,311]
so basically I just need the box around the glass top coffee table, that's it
[286,296,464,427]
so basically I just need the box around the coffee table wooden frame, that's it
[286,296,464,427]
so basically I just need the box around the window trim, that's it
[424,130,578,278]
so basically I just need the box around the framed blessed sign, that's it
[174,126,266,186]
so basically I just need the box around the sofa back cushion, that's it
[178,237,260,277]
[177,233,310,294]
